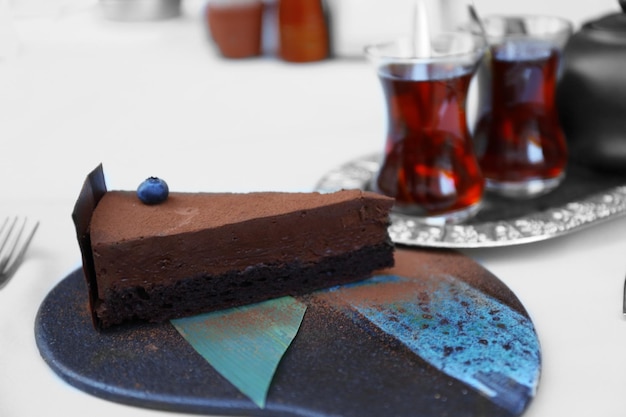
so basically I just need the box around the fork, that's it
[0,217,39,290]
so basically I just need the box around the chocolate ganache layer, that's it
[91,190,393,292]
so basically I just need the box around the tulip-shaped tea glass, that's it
[474,15,573,198]
[366,4,487,224]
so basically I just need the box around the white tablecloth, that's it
[1,1,625,416]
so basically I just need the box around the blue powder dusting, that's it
[330,274,540,414]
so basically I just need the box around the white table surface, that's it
[1,0,625,416]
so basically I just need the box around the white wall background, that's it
[329,0,620,56]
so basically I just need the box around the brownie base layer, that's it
[95,242,395,328]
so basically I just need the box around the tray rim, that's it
[314,153,626,248]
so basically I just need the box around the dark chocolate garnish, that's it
[71,164,108,329]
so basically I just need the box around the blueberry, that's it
[137,177,169,205]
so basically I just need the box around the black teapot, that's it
[557,0,626,173]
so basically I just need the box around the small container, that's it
[206,0,264,59]
[278,0,329,62]
[100,0,181,21]
[366,36,486,224]
[474,15,572,199]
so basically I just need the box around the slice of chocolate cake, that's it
[73,165,394,329]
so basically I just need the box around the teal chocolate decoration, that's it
[35,249,541,417]
[171,296,307,408]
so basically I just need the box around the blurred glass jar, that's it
[278,0,329,62]
[206,0,264,59]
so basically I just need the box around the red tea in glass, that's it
[475,16,572,198]
[375,62,484,220]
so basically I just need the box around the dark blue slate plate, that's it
[35,248,541,417]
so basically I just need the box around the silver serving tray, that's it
[315,154,626,248]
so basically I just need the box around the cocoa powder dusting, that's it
[313,248,528,317]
